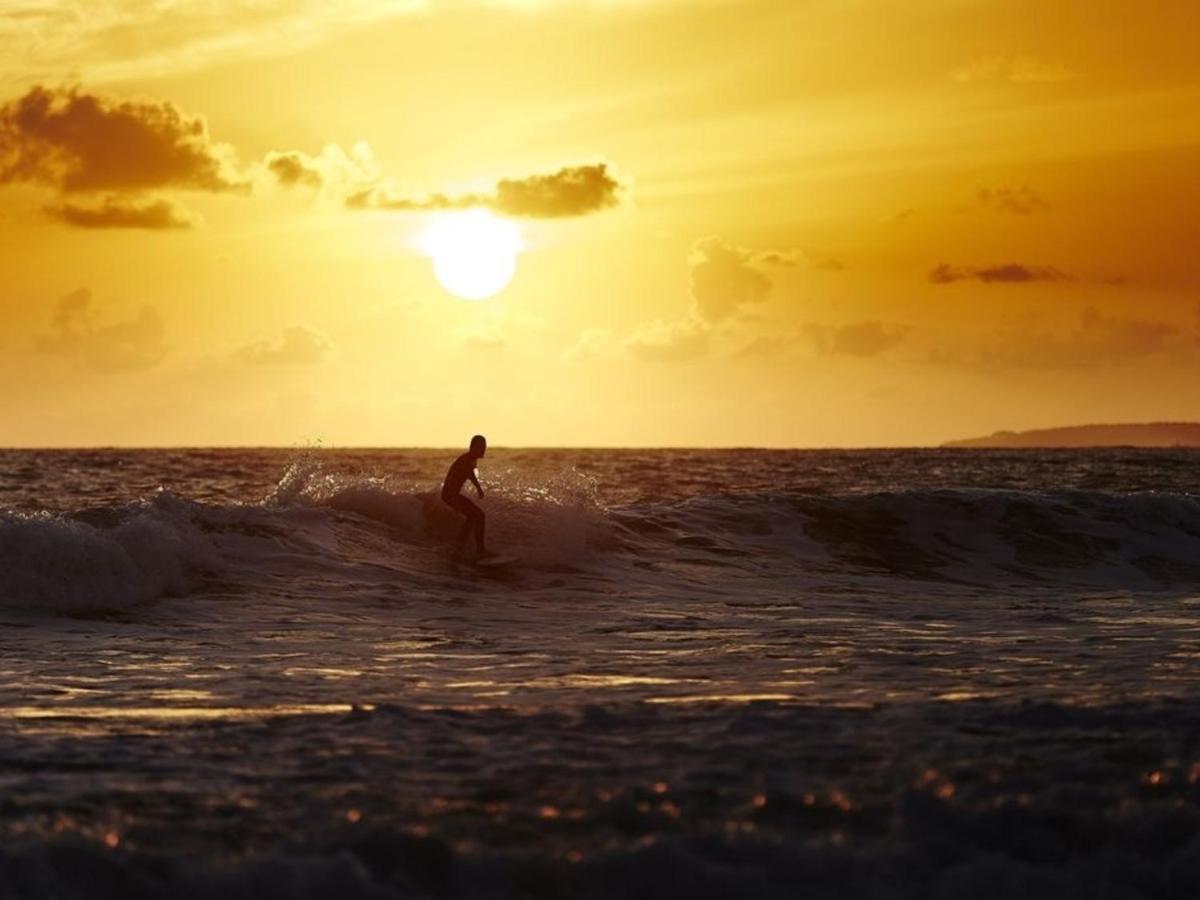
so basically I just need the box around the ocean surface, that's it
[3,448,1200,898]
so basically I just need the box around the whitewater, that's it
[2,448,1200,898]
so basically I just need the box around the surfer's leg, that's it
[447,496,475,553]
[474,507,486,554]
[455,513,473,551]
[451,496,486,556]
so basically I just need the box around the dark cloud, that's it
[237,326,329,365]
[344,187,471,212]
[805,321,910,357]
[339,162,624,219]
[44,195,197,229]
[264,151,324,189]
[35,288,167,373]
[0,85,245,194]
[929,263,1069,284]
[491,163,621,218]
[755,248,845,271]
[977,185,1049,215]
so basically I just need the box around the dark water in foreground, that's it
[2,448,1200,898]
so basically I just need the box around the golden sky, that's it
[1,0,1198,447]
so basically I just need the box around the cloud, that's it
[562,328,617,362]
[932,308,1177,370]
[754,247,845,271]
[1,2,684,89]
[237,326,330,365]
[338,161,625,219]
[44,195,198,229]
[688,237,772,323]
[491,163,622,218]
[977,185,1049,215]
[624,318,710,363]
[881,208,916,225]
[805,321,910,357]
[570,236,827,365]
[458,320,507,350]
[687,236,840,324]
[262,143,379,198]
[264,151,324,189]
[929,263,1070,284]
[952,56,1075,84]
[0,86,625,230]
[35,288,167,372]
[0,1,520,86]
[0,85,245,194]
[453,306,548,350]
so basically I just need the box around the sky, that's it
[0,0,1197,447]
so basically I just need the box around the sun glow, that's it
[418,210,523,300]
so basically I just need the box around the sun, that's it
[417,210,523,301]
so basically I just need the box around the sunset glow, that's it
[0,0,1196,447]
[419,211,523,301]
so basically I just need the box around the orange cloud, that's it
[952,56,1075,84]
[624,319,710,363]
[689,237,773,323]
[339,161,625,219]
[929,263,1069,284]
[44,196,198,229]
[805,322,910,357]
[931,308,1177,370]
[264,151,325,189]
[976,185,1049,215]
[608,236,833,363]
[35,288,167,373]
[0,85,244,194]
[237,326,330,365]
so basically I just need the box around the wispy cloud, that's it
[952,56,1075,85]
[0,1,428,86]
[624,318,710,362]
[805,321,910,357]
[237,326,330,365]
[571,236,834,364]
[0,1,666,86]
[931,308,1177,370]
[341,161,625,219]
[929,263,1069,285]
[45,196,199,229]
[35,288,167,373]
[976,185,1049,215]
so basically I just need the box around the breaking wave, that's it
[4,468,1200,615]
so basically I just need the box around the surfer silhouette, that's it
[441,434,492,559]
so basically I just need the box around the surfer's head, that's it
[470,434,487,458]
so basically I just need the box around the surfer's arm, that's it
[470,469,483,498]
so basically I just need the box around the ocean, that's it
[2,447,1200,898]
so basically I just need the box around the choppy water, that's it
[2,448,1200,898]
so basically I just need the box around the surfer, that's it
[441,434,492,559]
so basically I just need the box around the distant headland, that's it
[943,422,1200,448]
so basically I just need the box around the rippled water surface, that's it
[3,448,1200,898]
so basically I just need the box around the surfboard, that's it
[474,554,520,569]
